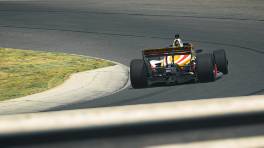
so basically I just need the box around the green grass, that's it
[0,48,114,101]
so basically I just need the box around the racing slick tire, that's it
[196,53,216,82]
[213,49,228,74]
[130,59,148,88]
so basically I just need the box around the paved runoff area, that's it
[0,64,129,115]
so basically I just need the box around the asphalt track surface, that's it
[1,0,263,110]
[0,0,264,147]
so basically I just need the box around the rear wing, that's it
[143,45,192,57]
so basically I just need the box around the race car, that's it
[130,43,228,88]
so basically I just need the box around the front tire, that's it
[196,53,216,82]
[130,59,148,88]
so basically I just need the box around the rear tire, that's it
[196,53,216,82]
[213,49,228,74]
[130,59,148,88]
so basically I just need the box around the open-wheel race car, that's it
[130,43,228,88]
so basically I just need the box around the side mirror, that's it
[195,49,203,53]
[169,45,173,47]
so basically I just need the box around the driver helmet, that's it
[174,40,180,46]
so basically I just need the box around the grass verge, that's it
[0,48,114,101]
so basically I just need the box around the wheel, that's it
[130,59,148,88]
[213,49,228,74]
[196,53,216,82]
